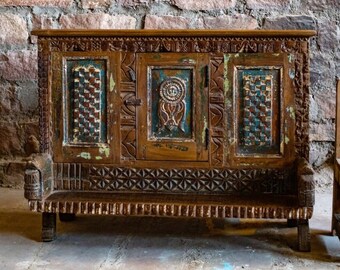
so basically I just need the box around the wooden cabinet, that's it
[24,30,315,251]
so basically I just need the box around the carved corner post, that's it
[24,153,56,242]
[296,158,315,251]
[333,79,340,238]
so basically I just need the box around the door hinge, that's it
[205,128,210,150]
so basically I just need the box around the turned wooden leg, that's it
[297,219,311,252]
[59,213,76,222]
[287,219,298,227]
[42,212,56,242]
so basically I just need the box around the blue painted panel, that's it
[150,68,193,140]
[66,59,107,144]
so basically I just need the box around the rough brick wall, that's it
[0,0,339,187]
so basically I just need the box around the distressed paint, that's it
[284,136,290,144]
[288,54,295,63]
[109,74,115,92]
[223,54,230,95]
[289,69,295,79]
[77,152,91,159]
[202,115,208,144]
[286,106,295,120]
[179,57,196,64]
[95,156,103,160]
[98,143,110,157]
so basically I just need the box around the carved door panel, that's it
[51,52,120,163]
[136,53,209,161]
[225,53,295,166]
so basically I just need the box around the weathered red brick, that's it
[144,15,190,29]
[0,82,21,117]
[310,121,335,142]
[310,52,336,88]
[246,0,290,9]
[317,18,337,52]
[0,0,73,7]
[0,50,38,81]
[172,0,236,10]
[263,15,316,30]
[81,0,110,8]
[60,13,136,29]
[118,0,153,6]
[300,0,340,11]
[0,81,38,120]
[0,123,22,157]
[311,90,336,120]
[32,15,56,30]
[199,15,258,29]
[0,14,28,46]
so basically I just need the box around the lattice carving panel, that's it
[66,59,107,144]
[236,67,281,155]
[241,74,272,147]
[72,66,101,142]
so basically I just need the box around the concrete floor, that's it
[1,188,340,270]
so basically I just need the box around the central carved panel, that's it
[149,68,193,140]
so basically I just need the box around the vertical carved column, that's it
[120,52,137,160]
[209,56,225,166]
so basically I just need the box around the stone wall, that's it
[0,0,339,187]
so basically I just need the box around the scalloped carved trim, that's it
[28,200,313,219]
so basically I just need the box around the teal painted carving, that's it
[66,59,107,144]
[241,73,272,147]
[237,67,282,155]
[150,68,193,140]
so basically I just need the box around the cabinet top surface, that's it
[31,29,316,38]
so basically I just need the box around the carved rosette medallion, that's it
[158,77,186,132]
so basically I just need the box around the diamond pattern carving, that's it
[85,166,292,194]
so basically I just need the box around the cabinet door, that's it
[51,52,120,163]
[136,53,209,161]
[225,53,295,166]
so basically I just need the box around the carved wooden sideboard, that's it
[25,30,316,251]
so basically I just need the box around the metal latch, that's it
[205,128,210,150]
[125,98,142,106]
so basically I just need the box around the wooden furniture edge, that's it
[31,29,317,38]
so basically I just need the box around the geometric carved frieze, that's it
[53,163,294,195]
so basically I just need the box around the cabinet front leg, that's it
[297,219,311,252]
[42,212,56,242]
